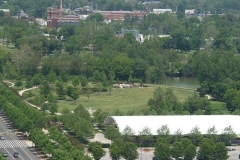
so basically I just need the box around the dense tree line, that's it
[0,83,46,127]
[61,105,94,139]
[0,83,90,159]
[148,87,211,115]
[104,124,232,160]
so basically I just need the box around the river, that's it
[161,77,200,89]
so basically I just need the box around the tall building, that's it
[47,0,79,28]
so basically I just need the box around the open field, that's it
[57,84,195,113]
[18,81,229,115]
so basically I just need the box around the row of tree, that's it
[0,82,92,159]
[104,124,237,146]
[103,125,231,160]
[61,105,94,139]
[154,137,229,160]
[0,83,46,127]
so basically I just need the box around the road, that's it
[0,112,41,160]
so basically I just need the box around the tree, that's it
[25,78,33,88]
[72,76,80,88]
[122,125,135,142]
[138,127,153,147]
[105,125,121,142]
[93,108,110,124]
[70,90,79,104]
[109,139,124,160]
[121,142,138,160]
[61,107,70,115]
[189,126,203,145]
[157,124,171,142]
[206,126,219,142]
[171,141,184,160]
[197,138,215,160]
[50,103,59,115]
[96,83,103,95]
[154,141,171,160]
[180,138,192,149]
[222,125,236,145]
[40,81,50,98]
[81,77,88,92]
[90,143,105,160]
[184,144,196,160]
[86,13,104,22]
[111,56,134,80]
[47,92,56,104]
[173,129,183,142]
[15,80,22,89]
[66,86,74,97]
[48,70,57,85]
[213,142,229,160]
[74,104,91,121]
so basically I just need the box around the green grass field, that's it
[21,82,229,115]
[57,84,195,113]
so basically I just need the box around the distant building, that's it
[47,0,79,28]
[185,9,197,16]
[152,9,172,14]
[35,18,47,26]
[79,15,89,20]
[19,12,29,19]
[93,11,146,21]
[74,6,93,15]
[0,9,10,16]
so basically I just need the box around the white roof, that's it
[185,9,195,14]
[108,115,240,135]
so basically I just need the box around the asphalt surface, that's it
[0,112,41,160]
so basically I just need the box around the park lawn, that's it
[57,84,196,113]
[209,101,231,114]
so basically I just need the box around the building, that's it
[35,18,47,26]
[0,9,10,16]
[74,6,93,15]
[93,11,146,21]
[47,0,79,28]
[105,115,240,137]
[152,9,172,14]
[185,9,196,16]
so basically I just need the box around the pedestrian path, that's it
[0,140,28,148]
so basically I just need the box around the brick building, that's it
[47,0,79,28]
[93,11,146,21]
[0,9,10,16]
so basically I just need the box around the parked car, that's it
[13,152,19,157]
[2,151,7,157]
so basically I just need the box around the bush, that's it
[57,95,66,100]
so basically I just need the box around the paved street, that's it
[0,112,41,160]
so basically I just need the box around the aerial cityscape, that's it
[0,0,240,159]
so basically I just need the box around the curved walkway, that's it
[19,86,38,96]
[3,81,14,87]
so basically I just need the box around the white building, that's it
[35,18,47,26]
[185,9,195,15]
[152,9,172,14]
[105,115,240,137]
